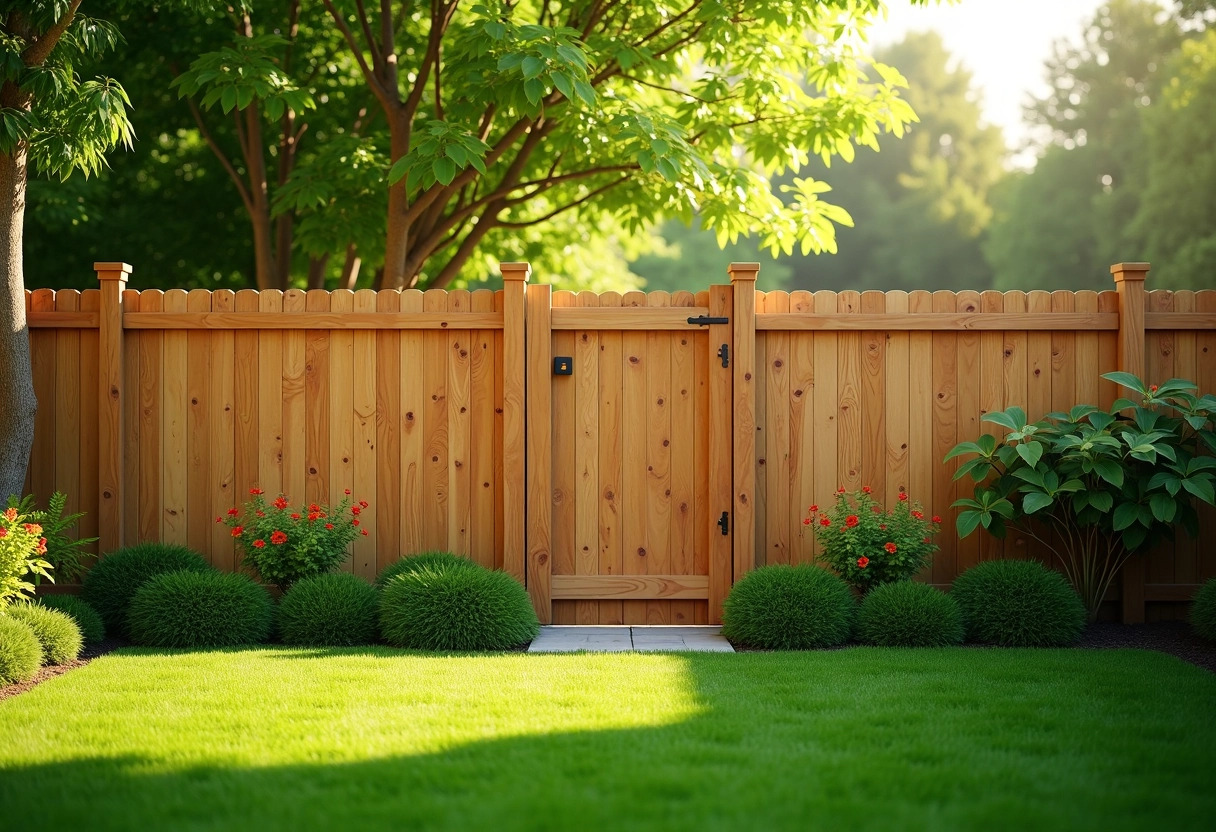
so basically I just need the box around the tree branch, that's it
[353,0,383,65]
[429,213,501,289]
[496,176,630,228]
[21,0,82,67]
[183,94,254,215]
[321,0,394,108]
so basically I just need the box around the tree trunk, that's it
[0,147,37,502]
[339,243,361,290]
[306,253,329,289]
[382,117,412,290]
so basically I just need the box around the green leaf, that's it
[1181,477,1216,505]
[1023,491,1053,514]
[956,510,983,537]
[1092,459,1124,488]
[522,56,545,80]
[573,79,596,106]
[982,406,1026,432]
[1122,525,1148,552]
[1102,371,1146,394]
[1149,493,1176,523]
[1015,441,1043,468]
[432,157,457,186]
[1112,502,1139,531]
[953,457,992,483]
[551,70,573,100]
[1089,491,1114,513]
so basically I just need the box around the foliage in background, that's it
[948,373,1216,618]
[126,569,273,648]
[6,492,96,583]
[856,580,963,647]
[810,488,941,592]
[223,489,366,592]
[80,541,213,637]
[951,559,1086,647]
[721,564,856,649]
[0,505,51,607]
[5,600,81,665]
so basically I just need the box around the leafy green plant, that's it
[856,581,964,647]
[278,573,379,647]
[809,487,942,591]
[0,616,41,685]
[81,543,214,638]
[127,570,273,649]
[946,372,1216,618]
[1192,579,1216,642]
[221,489,367,592]
[7,492,98,584]
[36,595,105,646]
[0,505,52,608]
[5,602,81,665]
[951,559,1086,647]
[374,551,480,591]
[722,565,856,650]
[379,565,539,651]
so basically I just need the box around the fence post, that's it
[729,262,759,583]
[500,262,529,585]
[524,275,553,624]
[95,262,131,555]
[1113,261,1149,624]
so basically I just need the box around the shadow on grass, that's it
[3,649,1215,832]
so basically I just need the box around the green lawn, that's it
[2,647,1214,831]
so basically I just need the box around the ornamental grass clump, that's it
[374,551,480,590]
[127,570,273,649]
[1192,578,1216,642]
[220,489,368,591]
[81,543,213,638]
[951,559,1086,647]
[808,487,941,592]
[37,595,105,646]
[379,565,538,651]
[0,616,41,685]
[721,564,856,650]
[278,572,379,647]
[5,602,82,665]
[857,581,964,647]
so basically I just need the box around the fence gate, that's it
[525,285,735,624]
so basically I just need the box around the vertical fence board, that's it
[931,291,958,585]
[257,291,285,500]
[376,290,402,572]
[351,290,377,580]
[574,291,601,624]
[209,290,235,571]
[1172,291,1197,590]
[764,291,790,567]
[812,291,839,524]
[525,284,553,623]
[670,290,697,624]
[597,292,624,624]
[621,290,648,624]
[232,290,260,569]
[955,290,982,576]
[136,291,163,545]
[398,289,425,564]
[884,291,910,521]
[53,291,81,537]
[304,290,331,509]
[78,290,100,556]
[836,291,862,495]
[790,291,816,565]
[282,290,307,509]
[161,290,189,545]
[29,290,56,507]
[645,291,673,624]
[185,290,212,558]
[860,291,886,502]
[550,290,577,624]
[328,290,355,572]
[471,289,497,570]
[978,291,1005,562]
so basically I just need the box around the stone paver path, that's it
[527,626,734,653]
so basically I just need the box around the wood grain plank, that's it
[550,290,577,624]
[1001,291,1029,560]
[328,290,355,572]
[526,284,554,623]
[764,291,791,566]
[398,290,425,564]
[137,291,163,544]
[123,312,503,330]
[978,291,1005,562]
[812,291,840,533]
[29,290,55,510]
[645,291,673,623]
[1171,291,1197,588]
[186,290,212,559]
[837,291,862,494]
[707,285,733,623]
[621,290,648,624]
[955,291,982,576]
[420,289,448,555]
[447,290,472,557]
[756,312,1119,331]
[597,292,625,624]
[789,291,816,565]
[351,290,378,580]
[376,290,402,573]
[884,292,910,515]
[53,291,81,546]
[162,289,189,546]
[304,290,331,508]
[669,290,697,624]
[551,575,709,600]
[78,289,100,555]
[861,290,886,502]
[574,291,601,624]
[908,291,934,577]
[281,289,307,508]
[209,290,236,571]
[470,289,496,569]
[931,291,958,585]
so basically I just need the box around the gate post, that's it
[1113,262,1149,624]
[96,262,131,555]
[729,263,759,583]
[500,263,529,584]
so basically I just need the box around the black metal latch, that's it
[717,343,730,368]
[717,511,729,536]
[687,316,729,326]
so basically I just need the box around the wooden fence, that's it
[23,262,1216,623]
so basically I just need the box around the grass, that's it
[1,647,1214,831]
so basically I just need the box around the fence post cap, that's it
[728,262,760,282]
[500,262,531,282]
[1110,262,1150,279]
[94,262,133,281]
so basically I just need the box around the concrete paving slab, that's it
[528,626,734,653]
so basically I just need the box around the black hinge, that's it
[717,343,730,368]
[717,511,730,536]
[687,315,729,326]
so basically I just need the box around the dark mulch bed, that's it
[0,637,125,702]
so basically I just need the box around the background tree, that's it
[1,0,133,501]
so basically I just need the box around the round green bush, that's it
[374,551,479,590]
[37,595,105,646]
[379,566,539,650]
[82,543,213,638]
[278,572,379,647]
[857,581,964,647]
[127,570,273,648]
[1191,578,1216,642]
[5,602,82,665]
[0,615,41,685]
[722,564,856,650]
[951,559,1086,647]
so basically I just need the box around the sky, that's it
[869,0,1108,151]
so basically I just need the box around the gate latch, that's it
[687,315,729,326]
[717,511,730,536]
[717,343,730,368]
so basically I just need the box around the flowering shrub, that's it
[220,489,368,591]
[807,487,941,592]
[0,505,53,608]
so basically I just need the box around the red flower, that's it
[837,486,846,494]
[215,516,222,523]
[0,528,6,538]
[1150,384,1159,393]
[923,537,931,544]
[932,515,942,524]
[351,506,362,516]
[273,496,288,510]
[359,500,369,509]
[898,492,909,502]
[271,530,288,545]
[911,510,924,519]
[231,526,243,537]
[352,518,360,527]
[309,503,320,512]
[256,510,265,518]
[862,485,872,494]
[253,539,266,548]
[36,538,47,555]
[845,515,859,528]
[250,488,264,495]
[344,489,352,495]
[325,523,334,530]
[872,506,881,513]
[820,516,831,527]
[879,524,887,531]
[227,508,239,516]
[857,556,869,569]
[291,513,301,520]
[3,507,17,522]
[885,542,897,554]
[808,504,818,513]
[23,523,41,535]
[803,518,812,526]
[308,512,320,522]
[361,529,369,536]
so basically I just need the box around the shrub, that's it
[82,543,213,638]
[951,559,1086,647]
[127,570,273,648]
[810,488,942,591]
[221,489,368,591]
[379,566,538,650]
[278,572,379,647]
[6,602,82,665]
[0,504,53,607]
[721,564,856,650]
[1192,578,1216,642]
[0,616,42,684]
[948,373,1216,620]
[7,492,97,584]
[37,595,105,646]
[857,581,964,647]
[374,551,479,590]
